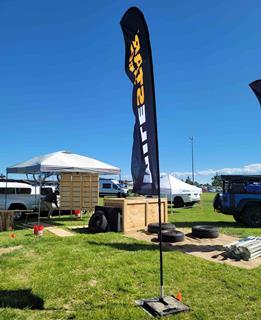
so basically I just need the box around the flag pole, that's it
[120,8,190,316]
[147,31,164,299]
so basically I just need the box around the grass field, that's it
[0,193,260,319]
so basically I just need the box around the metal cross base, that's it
[136,295,190,317]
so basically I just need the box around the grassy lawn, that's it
[0,194,260,319]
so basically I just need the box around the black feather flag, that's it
[249,80,261,106]
[120,7,159,195]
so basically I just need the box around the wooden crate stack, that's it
[60,173,99,212]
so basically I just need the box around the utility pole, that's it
[189,136,194,184]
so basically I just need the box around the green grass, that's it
[0,194,260,319]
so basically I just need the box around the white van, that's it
[99,179,128,197]
[0,181,58,220]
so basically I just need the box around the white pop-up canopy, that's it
[6,150,120,175]
[160,174,202,195]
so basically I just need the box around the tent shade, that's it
[160,174,202,194]
[6,151,120,175]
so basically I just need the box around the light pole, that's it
[189,136,194,184]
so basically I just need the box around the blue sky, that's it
[0,0,261,182]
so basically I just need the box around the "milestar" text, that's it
[129,34,152,182]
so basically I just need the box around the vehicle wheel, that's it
[242,204,261,228]
[192,225,219,238]
[147,223,176,234]
[213,193,221,210]
[173,197,184,208]
[88,211,108,233]
[233,212,242,223]
[8,204,27,221]
[159,230,185,243]
[185,202,193,207]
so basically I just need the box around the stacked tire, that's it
[88,211,108,233]
[192,225,219,238]
[147,223,176,234]
[160,230,185,243]
[147,222,185,243]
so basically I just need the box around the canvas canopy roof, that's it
[160,174,202,195]
[6,151,120,175]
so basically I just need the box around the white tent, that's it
[6,150,120,175]
[160,174,202,195]
[5,151,120,220]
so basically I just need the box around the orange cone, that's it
[176,291,182,301]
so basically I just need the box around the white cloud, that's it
[171,164,261,178]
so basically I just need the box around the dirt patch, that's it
[88,279,97,287]
[0,245,23,256]
[124,228,261,269]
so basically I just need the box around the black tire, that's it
[8,204,26,221]
[233,212,242,223]
[173,197,184,208]
[88,211,108,233]
[213,193,221,210]
[147,223,176,234]
[242,204,261,228]
[159,230,185,243]
[192,225,219,238]
[185,202,193,207]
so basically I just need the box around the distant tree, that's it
[185,176,193,185]
[193,181,200,187]
[185,176,201,186]
[211,174,222,187]
[0,173,5,179]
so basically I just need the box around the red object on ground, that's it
[33,225,44,236]
[73,210,81,217]
[10,233,15,238]
[176,291,182,301]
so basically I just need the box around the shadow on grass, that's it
[51,216,88,222]
[86,240,172,252]
[71,227,90,234]
[173,221,244,229]
[0,289,44,309]
[14,214,87,230]
[171,243,225,253]
[14,218,64,230]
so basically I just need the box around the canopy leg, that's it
[4,171,8,210]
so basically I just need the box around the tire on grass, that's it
[233,212,242,223]
[173,197,184,208]
[213,193,221,210]
[159,230,185,243]
[8,204,26,221]
[192,225,219,238]
[147,223,176,234]
[241,204,261,228]
[88,211,108,233]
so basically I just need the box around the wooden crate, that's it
[60,173,99,211]
[103,197,168,232]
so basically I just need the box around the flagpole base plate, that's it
[136,295,190,317]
